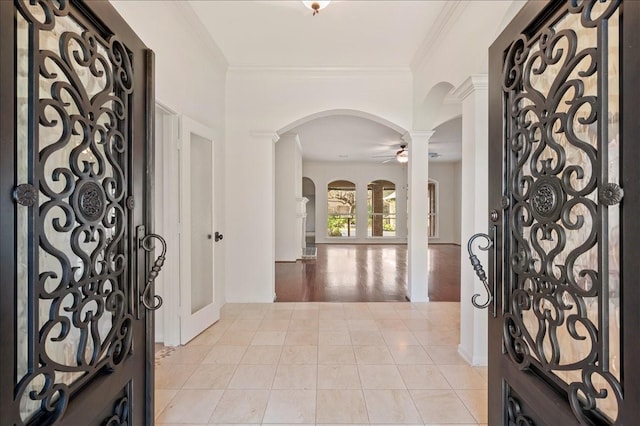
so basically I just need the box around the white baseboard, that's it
[458,344,488,366]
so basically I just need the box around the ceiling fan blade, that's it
[372,154,395,158]
[381,158,395,164]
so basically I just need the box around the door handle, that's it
[215,231,224,242]
[467,230,496,316]
[136,226,165,318]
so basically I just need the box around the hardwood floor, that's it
[427,244,462,302]
[275,244,461,303]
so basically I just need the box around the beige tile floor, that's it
[155,302,488,425]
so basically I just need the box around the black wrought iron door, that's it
[484,0,640,424]
[0,1,158,424]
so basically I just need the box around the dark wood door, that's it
[482,0,640,424]
[0,1,159,424]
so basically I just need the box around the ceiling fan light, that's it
[396,150,408,163]
[302,1,331,15]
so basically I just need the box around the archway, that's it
[274,109,416,302]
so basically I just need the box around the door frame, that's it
[154,101,181,346]
[488,0,640,424]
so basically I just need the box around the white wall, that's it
[110,1,227,137]
[412,1,525,129]
[225,69,412,302]
[275,134,303,261]
[429,162,462,244]
[456,76,489,366]
[110,1,228,337]
[452,161,462,245]
[303,161,408,244]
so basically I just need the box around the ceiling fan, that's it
[372,144,409,163]
[372,145,442,163]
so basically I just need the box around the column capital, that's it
[402,130,435,144]
[250,130,280,143]
[452,74,488,101]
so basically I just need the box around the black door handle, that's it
[467,230,495,316]
[136,226,165,319]
[215,232,224,242]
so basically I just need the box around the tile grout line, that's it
[453,388,486,424]
[155,302,477,425]
[354,304,372,425]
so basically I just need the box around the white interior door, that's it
[180,117,219,344]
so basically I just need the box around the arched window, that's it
[367,180,396,237]
[327,180,356,237]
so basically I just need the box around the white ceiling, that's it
[286,115,403,162]
[187,0,462,163]
[286,115,461,163]
[188,0,447,68]
[430,116,462,162]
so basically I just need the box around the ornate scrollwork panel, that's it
[14,0,135,423]
[507,395,535,426]
[502,0,621,423]
[103,383,131,426]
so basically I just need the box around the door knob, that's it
[215,232,224,242]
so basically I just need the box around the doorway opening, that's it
[154,107,221,346]
[302,177,316,258]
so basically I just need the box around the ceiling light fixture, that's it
[396,145,408,163]
[302,1,331,16]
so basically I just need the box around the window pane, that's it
[327,180,356,237]
[367,180,396,237]
[428,182,436,238]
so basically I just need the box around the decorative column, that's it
[404,130,433,302]
[275,134,303,262]
[453,75,489,365]
[249,130,280,302]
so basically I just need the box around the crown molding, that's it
[227,66,411,76]
[452,74,488,101]
[410,1,468,71]
[402,130,435,143]
[442,91,462,105]
[250,131,280,143]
